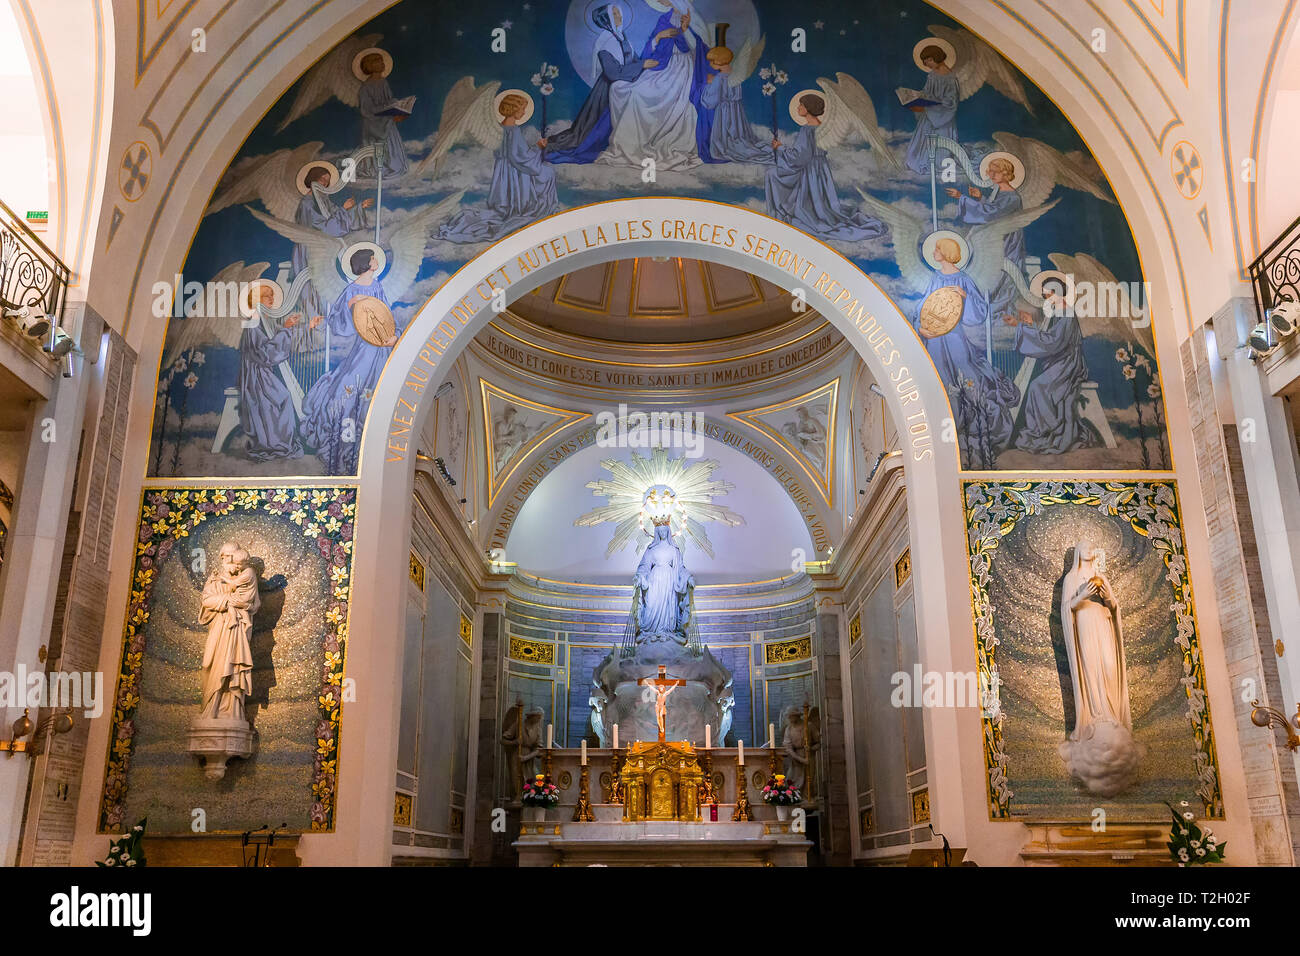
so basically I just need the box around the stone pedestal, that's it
[186,716,256,781]
[592,641,734,747]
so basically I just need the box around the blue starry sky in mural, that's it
[154,0,1164,478]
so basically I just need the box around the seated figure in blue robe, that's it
[440,93,560,243]
[699,43,771,164]
[904,45,959,174]
[302,249,399,474]
[1008,283,1100,454]
[766,93,885,242]
[542,4,650,164]
[914,237,1019,464]
[294,164,370,317]
[356,52,410,179]
[947,156,1024,320]
[239,286,314,462]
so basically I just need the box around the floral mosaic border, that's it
[962,480,1222,821]
[99,486,356,833]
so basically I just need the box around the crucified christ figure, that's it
[638,665,686,742]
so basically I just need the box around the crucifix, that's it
[638,665,686,742]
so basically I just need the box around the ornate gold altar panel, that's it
[620,742,705,822]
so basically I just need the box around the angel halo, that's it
[913,36,957,70]
[979,150,1026,188]
[294,159,340,195]
[239,277,284,317]
[789,89,823,125]
[921,229,971,270]
[340,240,387,280]
[350,46,392,81]
[492,88,536,124]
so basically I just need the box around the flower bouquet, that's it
[761,773,802,821]
[522,773,560,821]
[1166,800,1225,866]
[98,818,147,867]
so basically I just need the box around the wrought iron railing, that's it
[1249,212,1300,321]
[0,197,68,351]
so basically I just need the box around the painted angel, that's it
[438,91,559,243]
[698,32,770,163]
[247,191,463,473]
[905,25,1034,173]
[766,85,891,242]
[161,261,314,460]
[857,188,1057,462]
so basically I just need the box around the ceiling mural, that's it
[151,0,1164,479]
[480,378,590,506]
[728,380,837,504]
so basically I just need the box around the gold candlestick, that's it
[701,749,715,803]
[732,753,753,821]
[610,748,625,805]
[543,746,553,780]
[573,763,595,822]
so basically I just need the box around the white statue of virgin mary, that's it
[1058,540,1143,796]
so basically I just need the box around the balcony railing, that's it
[1249,212,1300,320]
[0,197,69,353]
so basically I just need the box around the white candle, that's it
[581,740,587,766]
[738,740,745,765]
[705,724,711,749]
[547,724,553,749]
[769,723,775,748]
[612,724,619,750]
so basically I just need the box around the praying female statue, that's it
[766,93,886,242]
[301,248,398,474]
[1058,541,1142,797]
[439,93,559,242]
[635,523,693,640]
[904,43,959,174]
[542,4,653,164]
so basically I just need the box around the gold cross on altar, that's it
[638,666,685,742]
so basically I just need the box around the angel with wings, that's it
[274,34,411,179]
[947,154,1024,321]
[903,26,1033,174]
[857,188,1058,461]
[249,191,463,473]
[697,28,769,163]
[438,90,560,243]
[766,89,887,243]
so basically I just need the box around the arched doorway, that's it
[314,199,976,865]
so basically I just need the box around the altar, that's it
[511,745,813,866]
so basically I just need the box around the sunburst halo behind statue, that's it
[574,447,745,558]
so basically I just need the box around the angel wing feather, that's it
[854,187,930,292]
[276,33,382,132]
[729,34,766,86]
[411,78,503,180]
[965,198,1058,294]
[206,142,324,221]
[1047,251,1153,344]
[928,25,1033,115]
[161,260,270,368]
[246,206,351,306]
[380,190,465,303]
[993,131,1114,209]
[815,73,902,169]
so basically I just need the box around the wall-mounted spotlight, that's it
[1250,299,1300,359]
[3,304,50,338]
[0,708,75,757]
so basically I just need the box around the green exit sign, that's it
[26,210,48,230]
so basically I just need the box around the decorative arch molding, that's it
[480,411,843,560]
[327,198,973,865]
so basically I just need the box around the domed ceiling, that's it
[512,257,799,344]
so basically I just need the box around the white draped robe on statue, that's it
[199,566,259,720]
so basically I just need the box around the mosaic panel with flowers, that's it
[99,486,355,833]
[963,480,1222,822]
